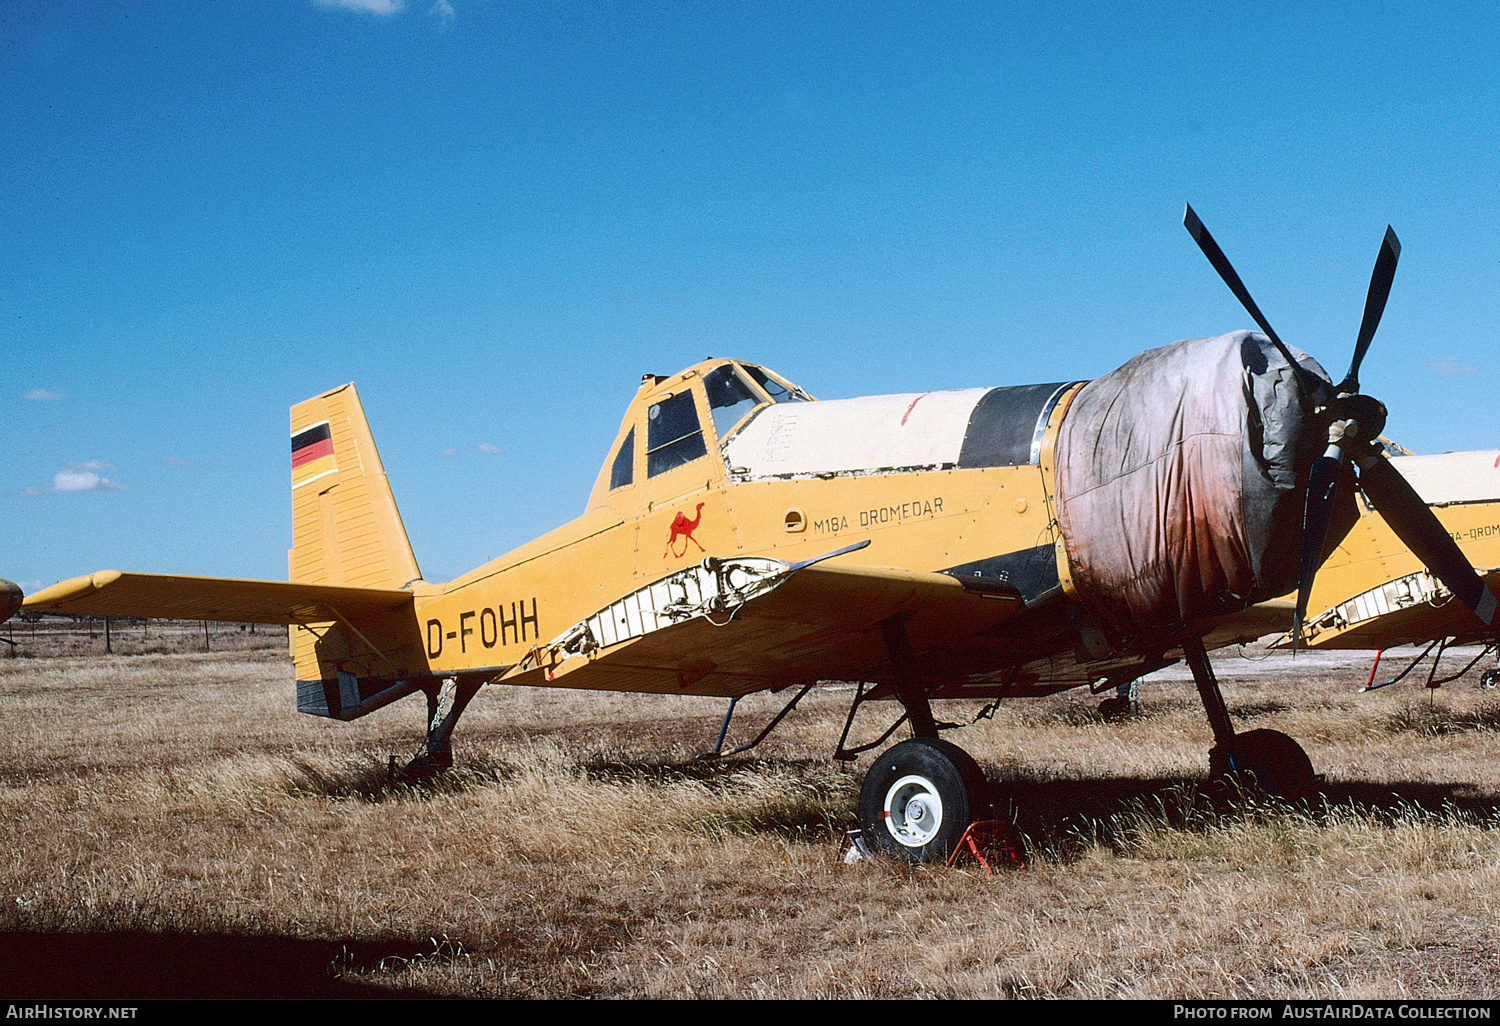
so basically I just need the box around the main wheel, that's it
[1479,668,1500,691]
[1211,728,1316,803]
[858,738,986,863]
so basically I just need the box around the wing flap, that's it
[500,557,1023,697]
[22,571,413,625]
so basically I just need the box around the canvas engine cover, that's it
[1054,330,1339,639]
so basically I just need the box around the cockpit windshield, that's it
[703,365,760,439]
[744,365,810,403]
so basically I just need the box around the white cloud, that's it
[315,0,405,15]
[53,469,121,492]
[476,442,503,455]
[431,0,455,24]
[440,447,458,457]
[1429,356,1478,377]
[160,455,193,467]
[43,461,122,493]
[24,388,62,401]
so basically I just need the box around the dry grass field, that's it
[2,621,1499,999]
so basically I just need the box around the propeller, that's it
[1182,205,1328,403]
[1183,204,1499,647]
[1339,226,1401,396]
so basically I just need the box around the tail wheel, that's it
[858,738,986,863]
[1211,728,1317,803]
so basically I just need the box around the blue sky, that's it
[5,1,1500,590]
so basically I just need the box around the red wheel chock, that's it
[946,819,1026,874]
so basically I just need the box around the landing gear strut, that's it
[1184,636,1316,802]
[401,677,482,778]
[882,619,937,738]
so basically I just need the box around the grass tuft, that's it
[1378,701,1500,736]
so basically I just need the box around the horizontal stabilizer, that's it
[23,570,413,625]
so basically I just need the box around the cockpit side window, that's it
[703,365,761,440]
[646,391,708,477]
[744,365,808,402]
[609,427,634,490]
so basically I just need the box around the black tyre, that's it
[858,738,986,863]
[1479,668,1500,691]
[1212,728,1316,803]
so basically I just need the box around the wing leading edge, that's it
[1281,567,1500,650]
[499,555,1024,698]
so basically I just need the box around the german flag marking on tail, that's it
[292,421,337,488]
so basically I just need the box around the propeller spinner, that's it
[1183,204,1499,647]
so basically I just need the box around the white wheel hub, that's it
[883,774,944,847]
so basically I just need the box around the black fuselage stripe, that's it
[956,382,1070,469]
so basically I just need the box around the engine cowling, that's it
[1053,330,1350,641]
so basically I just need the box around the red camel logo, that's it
[664,502,706,559]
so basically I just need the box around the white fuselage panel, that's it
[722,389,990,480]
[1390,450,1500,505]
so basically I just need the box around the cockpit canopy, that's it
[588,359,809,509]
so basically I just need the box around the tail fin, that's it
[289,383,421,590]
[288,384,425,711]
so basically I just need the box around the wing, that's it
[1288,567,1500,650]
[497,555,1024,698]
[22,570,413,625]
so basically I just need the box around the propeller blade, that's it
[1293,452,1347,649]
[1356,453,1499,629]
[1339,226,1401,395]
[1182,204,1326,398]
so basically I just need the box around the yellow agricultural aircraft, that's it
[6,207,1499,863]
[1287,443,1500,651]
[1271,442,1500,690]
